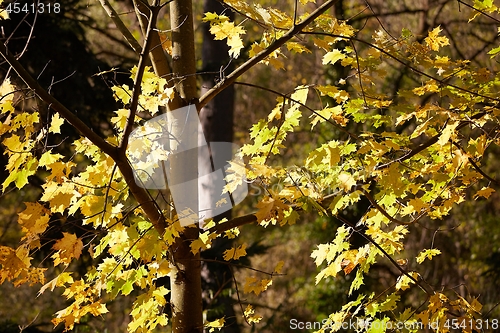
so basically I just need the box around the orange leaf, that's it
[51,233,83,266]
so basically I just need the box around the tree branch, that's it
[235,81,360,140]
[1,38,168,235]
[132,0,184,113]
[197,0,339,109]
[361,188,426,225]
[114,157,167,234]
[207,213,257,235]
[451,140,500,186]
[335,214,433,295]
[119,4,160,151]
[375,112,488,171]
[304,31,500,104]
[98,0,143,54]
[0,42,118,159]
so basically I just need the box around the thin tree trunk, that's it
[199,0,239,330]
[169,1,203,332]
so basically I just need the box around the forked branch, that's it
[98,0,142,54]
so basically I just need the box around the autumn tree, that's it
[1,0,500,332]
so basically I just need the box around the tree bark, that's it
[168,1,203,332]
[132,0,183,111]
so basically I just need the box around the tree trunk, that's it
[199,0,239,331]
[168,1,203,332]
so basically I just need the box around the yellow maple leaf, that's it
[255,196,290,225]
[244,276,272,295]
[46,161,74,182]
[49,113,65,134]
[322,49,346,65]
[2,156,38,190]
[437,121,459,146]
[190,231,216,255]
[39,151,63,167]
[0,78,15,114]
[51,233,83,266]
[286,41,311,54]
[0,246,26,283]
[223,243,247,261]
[0,8,8,20]
[111,84,132,104]
[18,202,50,236]
[470,297,483,313]
[424,26,449,51]
[244,304,262,324]
[395,271,419,291]
[273,260,285,274]
[3,133,22,152]
[338,172,356,192]
[413,81,439,96]
[209,21,245,58]
[340,249,358,274]
[41,181,78,214]
[158,32,172,55]
[227,34,245,58]
[310,105,347,128]
[111,108,131,131]
[202,12,230,24]
[474,186,495,199]
[38,272,74,296]
[249,43,263,57]
[416,248,441,264]
[205,318,225,332]
[243,304,262,324]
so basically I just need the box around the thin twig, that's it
[456,0,500,23]
[229,264,251,326]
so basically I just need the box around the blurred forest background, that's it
[1,0,500,332]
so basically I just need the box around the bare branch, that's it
[207,213,257,235]
[98,0,143,54]
[133,0,181,112]
[456,0,500,24]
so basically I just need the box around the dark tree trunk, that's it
[199,0,239,332]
